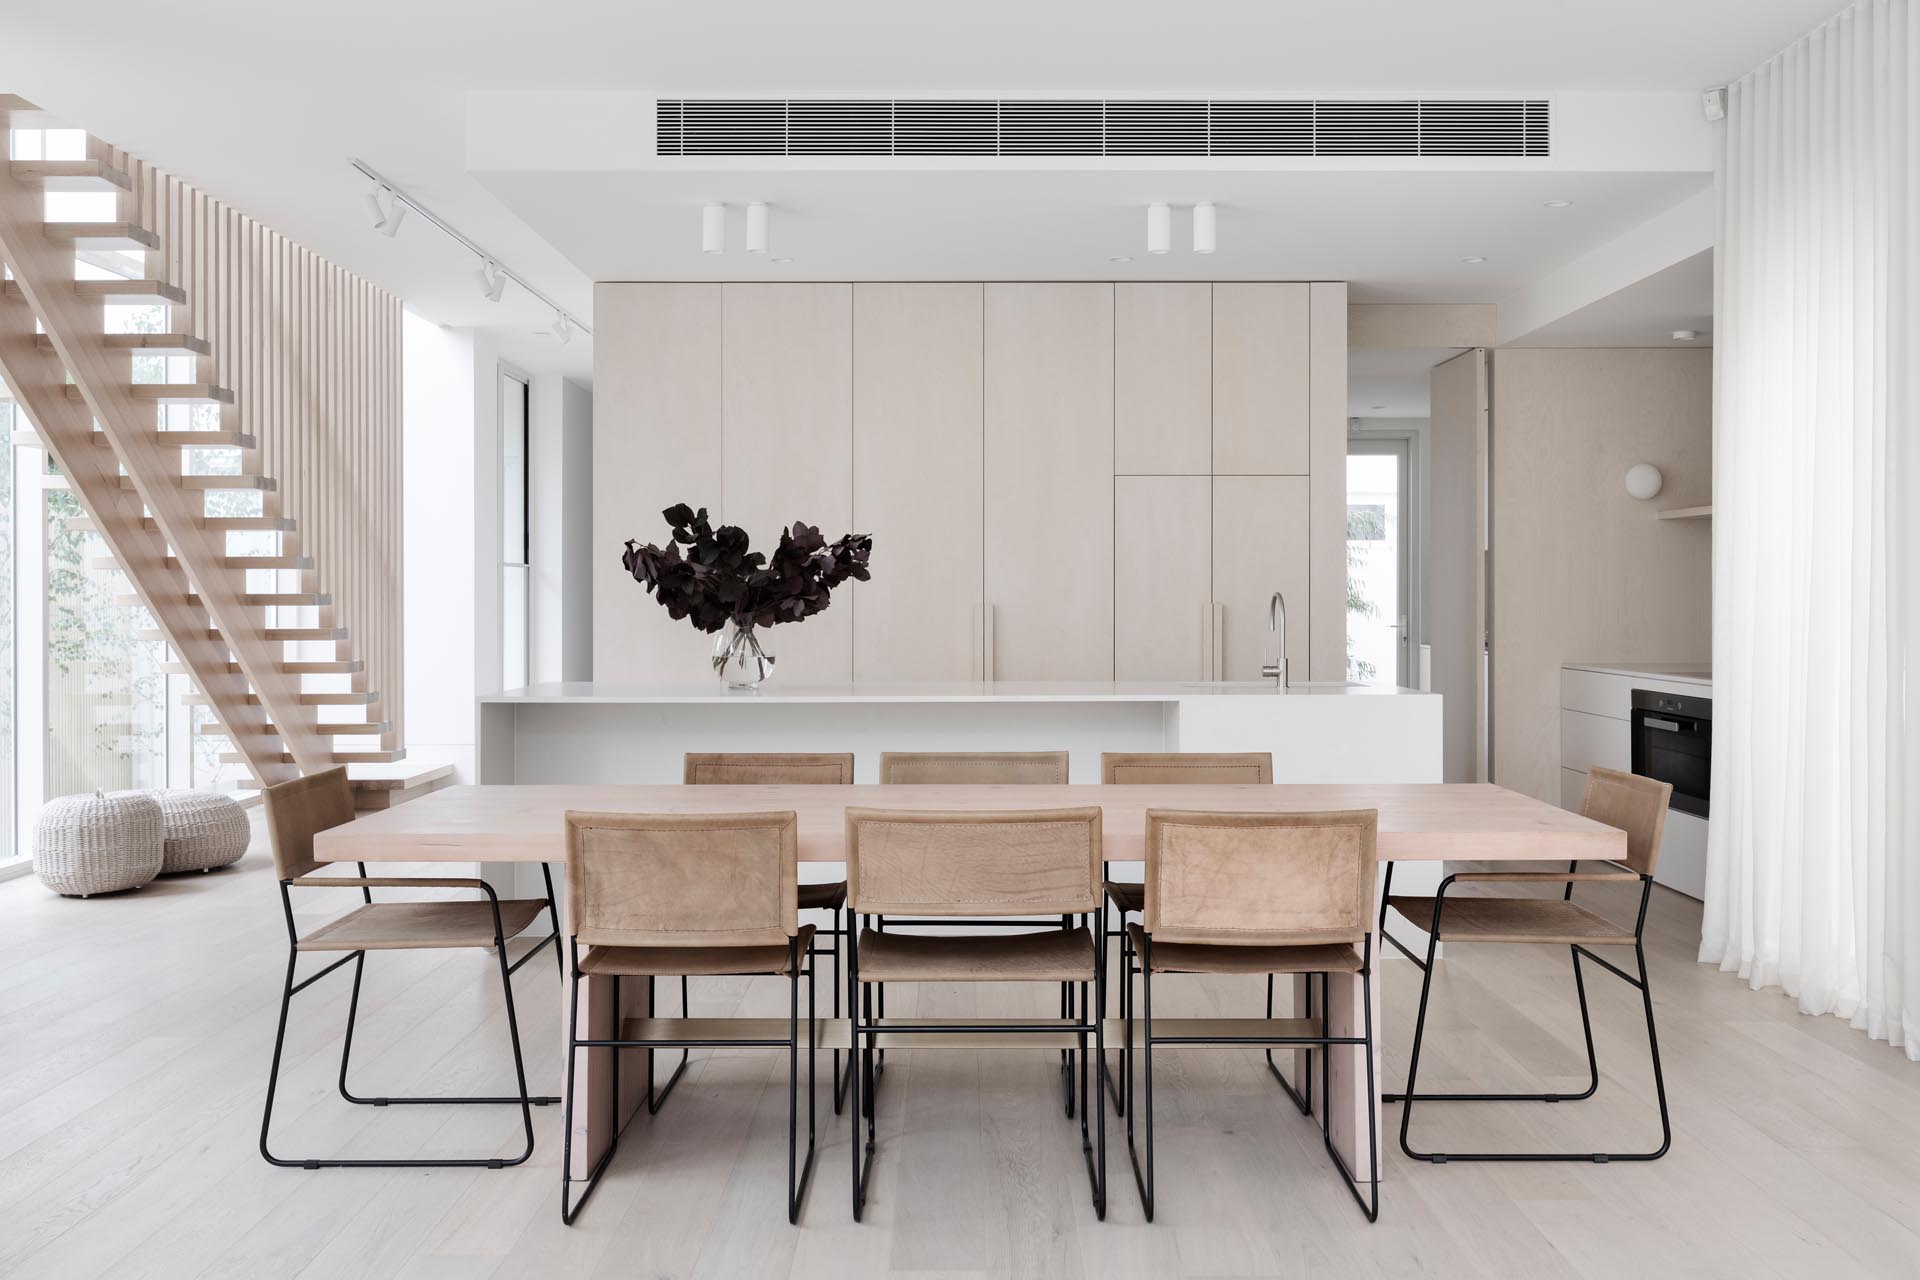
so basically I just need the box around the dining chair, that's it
[844,805,1106,1221]
[1096,752,1274,1116]
[258,766,561,1170]
[684,752,854,1112]
[1124,807,1380,1222]
[1380,764,1674,1163]
[875,750,1072,1109]
[559,809,817,1225]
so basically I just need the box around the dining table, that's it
[314,781,1627,1189]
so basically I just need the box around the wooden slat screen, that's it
[113,149,404,741]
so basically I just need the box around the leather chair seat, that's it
[856,926,1095,983]
[580,924,816,977]
[1387,895,1636,945]
[799,880,848,911]
[297,899,548,952]
[1103,880,1145,914]
[1126,922,1363,975]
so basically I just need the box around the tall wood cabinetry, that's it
[592,280,1347,685]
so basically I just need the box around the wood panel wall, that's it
[114,149,405,736]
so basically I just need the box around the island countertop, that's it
[480,679,1433,705]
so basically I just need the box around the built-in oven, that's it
[1630,689,1711,818]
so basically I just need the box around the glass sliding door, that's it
[500,371,530,690]
[1346,439,1412,687]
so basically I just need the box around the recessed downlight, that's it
[1370,404,1387,411]
[1671,329,1700,341]
[1109,255,1134,263]
[1461,255,1487,264]
[1544,199,1574,208]
[771,256,794,264]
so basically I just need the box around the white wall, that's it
[402,311,489,781]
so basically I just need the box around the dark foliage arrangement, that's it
[623,504,873,633]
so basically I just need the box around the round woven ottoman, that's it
[33,790,165,897]
[151,789,251,874]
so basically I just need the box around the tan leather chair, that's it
[1125,807,1379,1223]
[1381,765,1673,1164]
[560,809,817,1225]
[877,750,1069,785]
[1096,752,1272,1116]
[844,806,1106,1221]
[874,750,1070,1097]
[258,766,560,1171]
[685,752,855,1112]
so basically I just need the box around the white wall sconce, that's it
[1192,201,1216,254]
[701,203,725,254]
[1625,463,1665,501]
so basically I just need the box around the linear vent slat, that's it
[652,97,1549,158]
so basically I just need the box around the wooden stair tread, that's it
[183,690,377,706]
[43,222,160,251]
[140,626,346,642]
[6,278,187,306]
[67,383,234,405]
[117,474,275,491]
[40,331,212,357]
[165,659,363,675]
[91,429,256,449]
[197,720,389,736]
[221,749,405,765]
[94,552,312,571]
[10,158,133,192]
[116,590,329,608]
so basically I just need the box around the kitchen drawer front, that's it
[1561,666,1710,717]
[1560,707,1630,775]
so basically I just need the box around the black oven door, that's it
[1629,689,1711,818]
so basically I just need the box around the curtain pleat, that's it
[1704,0,1920,1059]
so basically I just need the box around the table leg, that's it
[567,971,650,1179]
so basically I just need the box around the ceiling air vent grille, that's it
[654,98,1549,158]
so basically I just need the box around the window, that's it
[500,370,530,689]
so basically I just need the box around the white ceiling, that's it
[1350,347,1460,418]
[475,168,1708,303]
[1509,249,1714,347]
[0,0,1841,377]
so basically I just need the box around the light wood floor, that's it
[3,823,1919,1280]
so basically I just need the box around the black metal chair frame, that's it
[560,934,818,1225]
[259,863,563,1170]
[1099,869,1312,1120]
[847,912,1107,1222]
[1379,861,1673,1164]
[1122,929,1379,1223]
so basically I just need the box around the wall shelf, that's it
[1657,505,1712,520]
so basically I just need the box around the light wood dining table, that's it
[315,782,1626,1192]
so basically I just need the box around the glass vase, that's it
[712,622,775,690]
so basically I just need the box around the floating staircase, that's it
[0,96,411,796]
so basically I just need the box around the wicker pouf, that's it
[32,789,165,897]
[150,789,251,874]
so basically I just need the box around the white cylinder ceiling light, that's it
[1192,201,1216,254]
[745,202,770,254]
[701,203,725,254]
[1146,202,1171,255]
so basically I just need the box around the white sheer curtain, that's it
[1704,0,1920,1059]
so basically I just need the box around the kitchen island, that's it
[477,679,1442,787]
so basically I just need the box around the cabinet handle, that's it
[977,602,995,682]
[1212,602,1226,682]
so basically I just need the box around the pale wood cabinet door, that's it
[1212,283,1310,475]
[721,284,855,682]
[984,283,1114,680]
[592,283,723,682]
[1212,475,1311,682]
[1116,283,1212,475]
[1115,475,1212,680]
[852,284,985,681]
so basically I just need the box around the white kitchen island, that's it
[478,679,1442,786]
